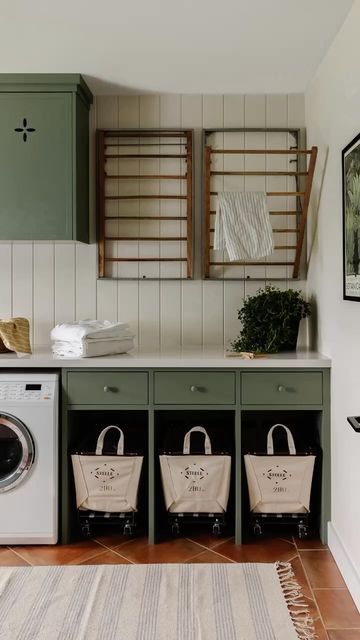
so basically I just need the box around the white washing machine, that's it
[0,373,58,544]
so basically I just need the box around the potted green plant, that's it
[231,286,311,354]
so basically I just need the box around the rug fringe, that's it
[276,561,317,640]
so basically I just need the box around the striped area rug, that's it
[0,562,315,640]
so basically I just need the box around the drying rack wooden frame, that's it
[203,128,318,280]
[97,128,194,280]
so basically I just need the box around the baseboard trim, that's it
[328,522,360,611]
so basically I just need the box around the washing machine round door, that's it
[0,413,35,492]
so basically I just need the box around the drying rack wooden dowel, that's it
[105,195,187,201]
[209,227,298,233]
[105,237,187,241]
[203,130,317,280]
[97,128,194,280]
[106,257,187,263]
[105,154,187,159]
[105,144,188,148]
[210,191,306,197]
[210,261,294,266]
[209,210,298,215]
[105,216,187,221]
[105,175,187,180]
[210,149,312,155]
[104,131,188,138]
[210,245,297,251]
[211,171,308,177]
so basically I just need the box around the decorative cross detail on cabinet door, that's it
[14,118,36,142]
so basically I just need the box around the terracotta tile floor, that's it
[1,532,360,638]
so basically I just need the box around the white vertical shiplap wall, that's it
[0,94,305,349]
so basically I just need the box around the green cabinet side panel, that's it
[0,93,73,240]
[74,94,90,243]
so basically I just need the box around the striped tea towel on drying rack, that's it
[214,191,274,260]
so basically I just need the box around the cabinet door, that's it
[0,93,72,240]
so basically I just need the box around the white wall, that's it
[0,93,305,349]
[306,0,360,609]
[0,1,353,94]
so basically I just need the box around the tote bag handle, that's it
[183,426,212,455]
[267,424,296,455]
[95,425,124,456]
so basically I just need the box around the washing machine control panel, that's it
[0,382,55,402]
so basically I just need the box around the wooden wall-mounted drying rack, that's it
[203,128,317,280]
[97,129,194,280]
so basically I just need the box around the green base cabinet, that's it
[60,367,331,546]
[0,74,93,242]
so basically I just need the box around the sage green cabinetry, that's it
[0,74,93,241]
[154,371,236,405]
[61,366,331,546]
[67,371,148,405]
[241,372,323,405]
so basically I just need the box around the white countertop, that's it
[0,346,331,368]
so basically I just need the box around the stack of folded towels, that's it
[51,320,135,358]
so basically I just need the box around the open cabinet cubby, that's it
[154,410,236,540]
[241,410,323,540]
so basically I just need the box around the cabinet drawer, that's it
[154,371,236,405]
[67,371,148,405]
[241,372,323,405]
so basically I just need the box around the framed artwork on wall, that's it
[343,132,360,300]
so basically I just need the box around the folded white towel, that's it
[51,320,133,343]
[52,336,135,358]
[214,191,274,261]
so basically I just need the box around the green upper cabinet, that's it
[0,74,93,241]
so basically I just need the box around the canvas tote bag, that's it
[159,426,231,513]
[244,423,315,514]
[71,426,143,512]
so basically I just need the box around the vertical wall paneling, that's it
[202,96,224,344]
[117,96,140,339]
[288,94,305,128]
[223,96,246,346]
[159,94,182,347]
[265,95,289,283]
[96,96,119,310]
[96,279,118,323]
[139,277,160,349]
[0,93,306,348]
[0,244,12,319]
[138,96,161,347]
[12,244,33,333]
[33,243,54,347]
[181,95,203,345]
[75,243,97,320]
[55,243,76,324]
[244,96,267,287]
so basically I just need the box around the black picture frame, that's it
[343,131,360,301]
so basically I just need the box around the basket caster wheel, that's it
[171,522,180,536]
[81,523,92,538]
[124,522,134,536]
[253,523,262,537]
[298,524,308,539]
[212,521,222,536]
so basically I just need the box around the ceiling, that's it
[0,0,354,94]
